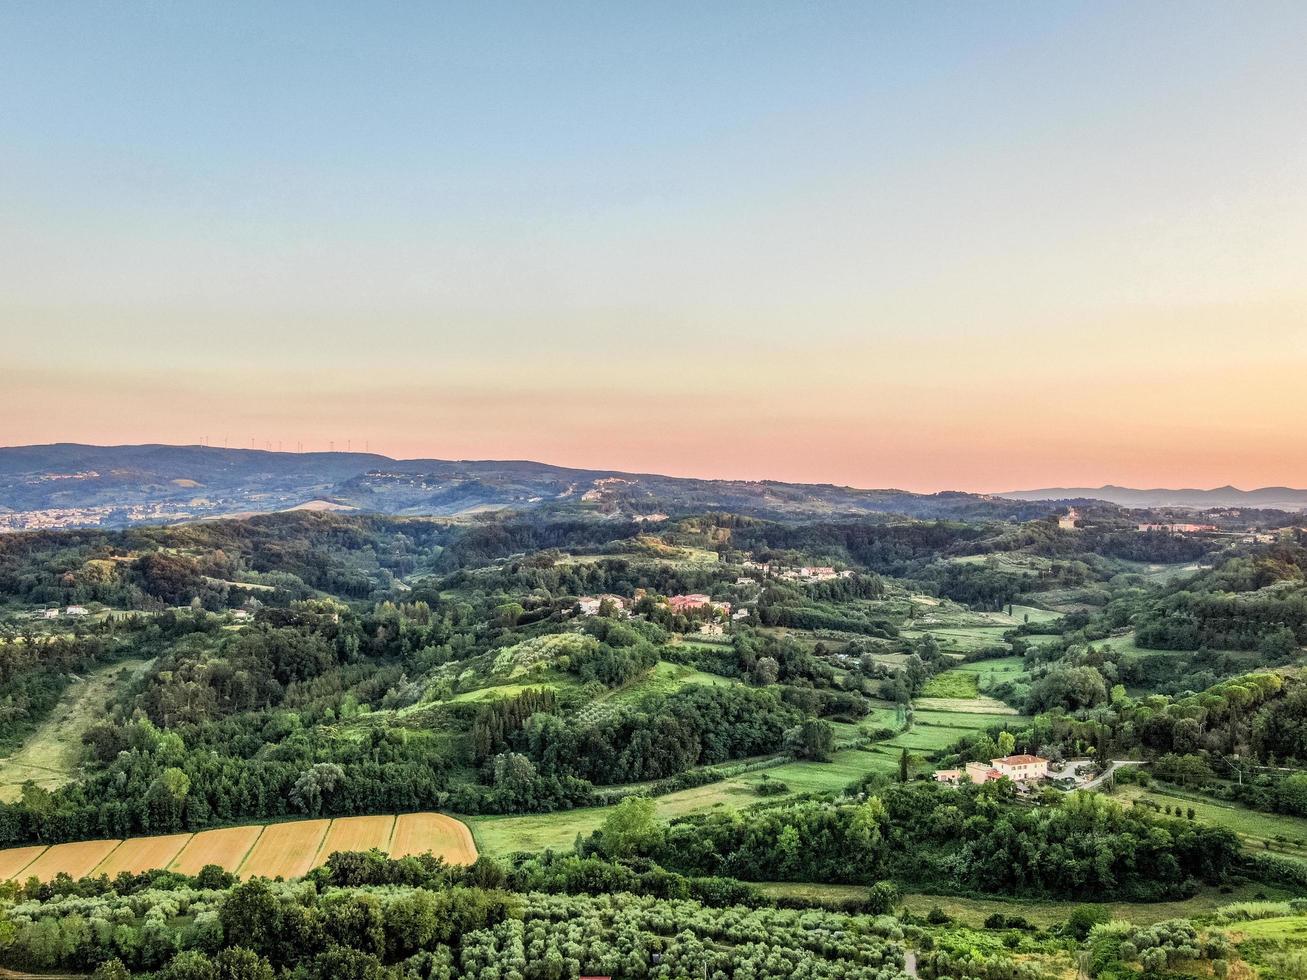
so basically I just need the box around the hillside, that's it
[0,504,1303,979]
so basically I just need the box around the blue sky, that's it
[2,2,1305,489]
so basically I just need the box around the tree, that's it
[160,951,217,980]
[599,796,664,858]
[219,880,282,954]
[786,719,835,761]
[898,748,912,782]
[290,762,345,815]
[866,880,899,914]
[752,656,780,686]
[213,948,275,980]
[1065,905,1110,941]
[92,961,132,980]
[1274,773,1307,816]
[21,783,53,839]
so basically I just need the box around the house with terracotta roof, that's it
[965,761,1003,784]
[991,754,1049,781]
[668,594,712,612]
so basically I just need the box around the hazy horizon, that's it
[4,3,1305,492]
[3,440,1306,497]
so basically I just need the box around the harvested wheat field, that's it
[314,814,396,867]
[0,844,49,880]
[238,819,330,879]
[169,825,263,877]
[96,833,192,877]
[22,839,121,881]
[390,812,478,864]
[0,813,476,883]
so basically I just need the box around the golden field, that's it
[0,812,477,883]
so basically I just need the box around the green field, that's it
[1117,785,1307,862]
[612,661,742,700]
[1093,630,1254,664]
[952,656,1027,678]
[903,627,1011,653]
[465,744,898,858]
[920,669,979,699]
[752,880,1295,926]
[449,681,562,703]
[900,883,1297,928]
[0,658,152,802]
[880,727,973,753]
[914,708,1026,729]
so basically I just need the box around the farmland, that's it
[238,818,332,879]
[1115,785,1307,863]
[319,814,396,856]
[0,812,477,883]
[753,881,1294,927]
[920,669,979,698]
[169,825,263,877]
[465,747,901,858]
[390,812,478,864]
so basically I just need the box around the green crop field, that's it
[1093,630,1252,664]
[920,670,979,698]
[953,656,1027,676]
[881,727,972,753]
[625,661,741,695]
[914,709,1026,730]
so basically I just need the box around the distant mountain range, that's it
[999,485,1307,511]
[3,444,1301,532]
[0,443,1055,530]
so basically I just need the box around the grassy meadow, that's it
[0,658,152,802]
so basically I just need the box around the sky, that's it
[2,2,1305,492]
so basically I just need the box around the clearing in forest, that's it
[0,658,152,802]
[237,819,330,879]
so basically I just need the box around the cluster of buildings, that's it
[576,594,631,617]
[1136,522,1219,534]
[37,605,90,619]
[0,507,115,532]
[935,754,1049,786]
[575,590,749,635]
[740,560,850,583]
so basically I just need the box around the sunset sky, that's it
[3,2,1305,492]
